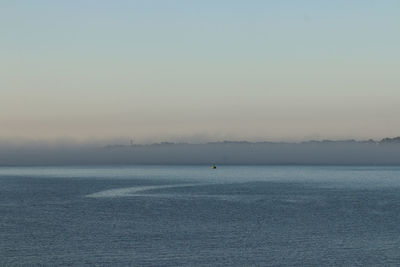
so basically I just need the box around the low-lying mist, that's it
[1,137,400,166]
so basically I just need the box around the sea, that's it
[1,165,400,266]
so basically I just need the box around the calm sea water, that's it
[1,165,400,266]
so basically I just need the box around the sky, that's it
[1,0,399,144]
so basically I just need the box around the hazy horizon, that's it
[0,134,396,148]
[1,1,399,143]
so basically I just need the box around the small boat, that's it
[211,163,216,169]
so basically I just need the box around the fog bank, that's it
[1,138,400,166]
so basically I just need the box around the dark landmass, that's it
[2,137,400,165]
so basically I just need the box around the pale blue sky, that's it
[1,1,399,143]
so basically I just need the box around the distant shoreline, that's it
[1,137,400,166]
[104,136,400,148]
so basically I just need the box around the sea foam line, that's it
[86,183,204,198]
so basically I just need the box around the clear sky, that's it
[1,1,399,143]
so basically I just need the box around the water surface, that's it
[1,166,400,266]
